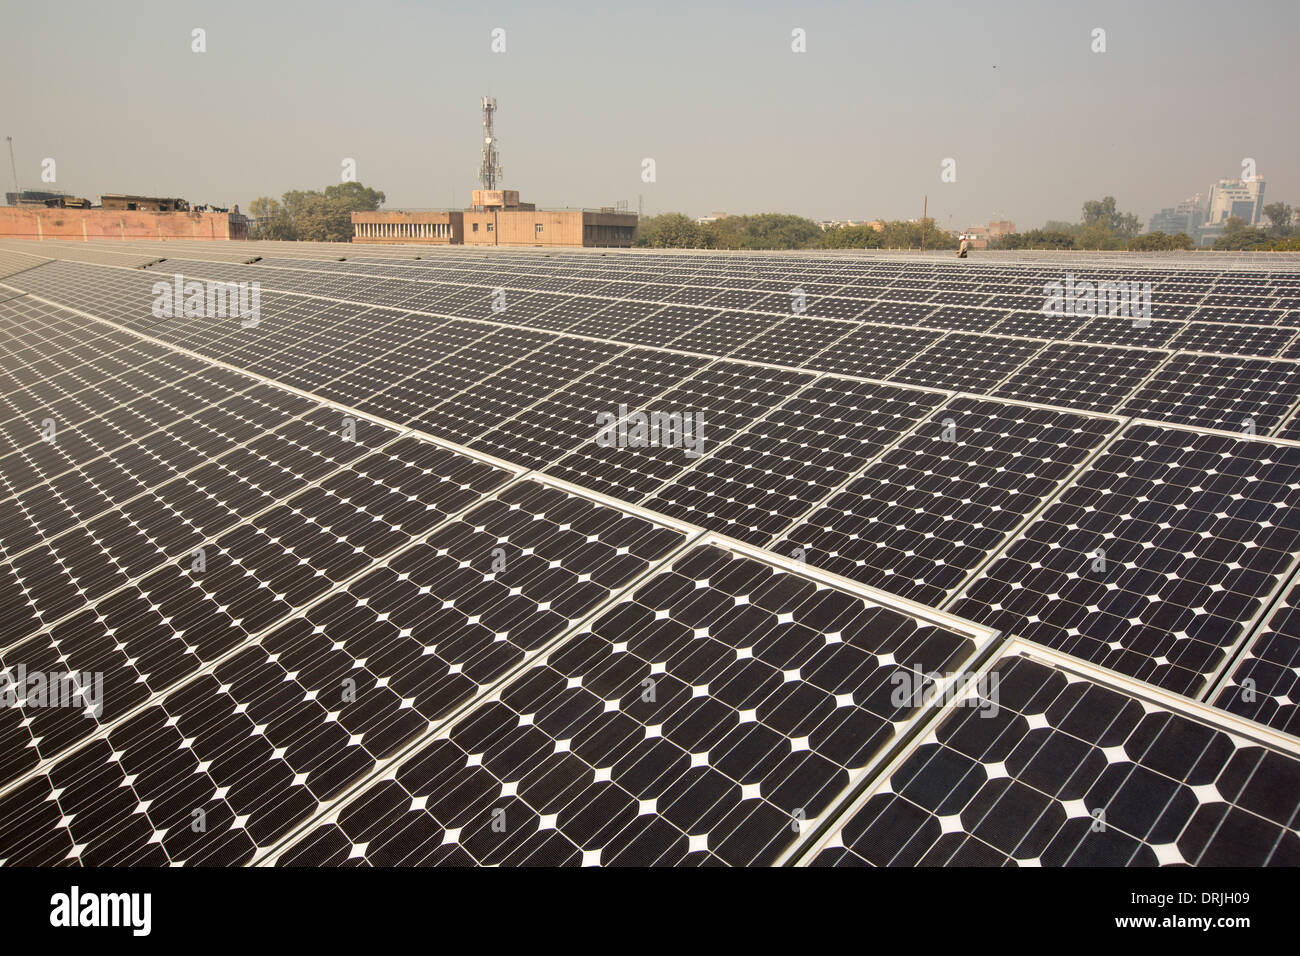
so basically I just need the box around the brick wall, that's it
[0,207,244,240]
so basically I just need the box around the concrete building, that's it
[470,190,534,212]
[1197,177,1266,244]
[352,192,636,248]
[962,220,1016,250]
[350,211,461,245]
[351,97,636,247]
[1206,178,1265,226]
[0,205,248,240]
[1149,194,1204,237]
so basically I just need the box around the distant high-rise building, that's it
[1206,178,1265,225]
[1197,177,1265,244]
[1148,193,1204,237]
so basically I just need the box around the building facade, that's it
[0,206,248,240]
[1148,194,1204,237]
[963,220,1016,249]
[352,193,636,248]
[1197,178,1266,244]
[350,211,461,244]
[1205,178,1265,226]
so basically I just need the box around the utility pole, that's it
[920,195,928,251]
[6,136,19,202]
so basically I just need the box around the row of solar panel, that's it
[143,254,1300,329]
[1,254,1299,867]
[247,248,1300,296]
[2,277,1297,728]
[12,240,1300,295]
[7,260,1300,445]
[0,289,1028,867]
[8,246,1294,336]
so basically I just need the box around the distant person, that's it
[957,235,969,258]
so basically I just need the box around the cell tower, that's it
[479,97,502,191]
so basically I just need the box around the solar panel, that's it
[993,343,1169,413]
[544,361,813,503]
[1213,580,1300,735]
[918,306,1004,332]
[989,310,1088,340]
[1119,354,1300,433]
[470,348,709,470]
[1071,316,1184,349]
[665,310,775,356]
[271,538,995,867]
[806,643,1300,867]
[949,423,1300,696]
[890,333,1045,392]
[1169,322,1297,357]
[799,323,942,379]
[726,316,855,367]
[645,378,946,545]
[774,398,1119,605]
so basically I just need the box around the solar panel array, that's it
[1,238,1299,867]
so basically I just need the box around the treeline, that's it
[641,196,1300,252]
[247,182,386,241]
[637,213,957,250]
[1209,203,1300,250]
[994,197,1300,251]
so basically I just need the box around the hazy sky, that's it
[4,0,1296,229]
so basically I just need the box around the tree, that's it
[1213,225,1271,250]
[1263,202,1294,235]
[1077,221,1127,250]
[993,229,1076,250]
[636,213,711,248]
[1222,216,1250,236]
[248,196,294,240]
[248,182,386,241]
[1127,231,1194,251]
[821,219,950,250]
[1079,196,1140,242]
[821,224,883,249]
[705,213,825,250]
[1082,196,1119,227]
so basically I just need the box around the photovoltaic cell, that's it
[1071,317,1183,349]
[544,361,813,503]
[470,349,709,470]
[799,323,942,379]
[1169,322,1296,358]
[411,337,623,446]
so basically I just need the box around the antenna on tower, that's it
[479,97,502,191]
[6,137,19,201]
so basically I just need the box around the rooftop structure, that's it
[352,96,636,247]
